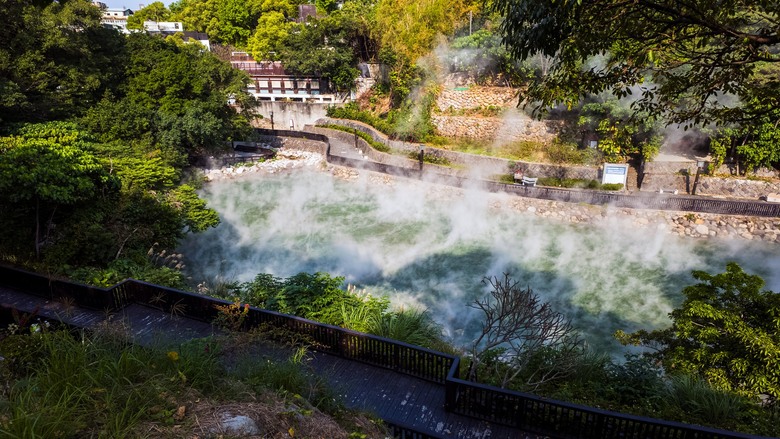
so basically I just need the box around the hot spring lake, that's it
[178,169,780,353]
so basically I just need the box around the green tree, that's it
[170,0,219,33]
[315,0,339,14]
[372,0,467,102]
[490,0,780,126]
[247,11,292,61]
[207,0,258,47]
[167,185,220,233]
[279,21,360,93]
[710,123,780,174]
[375,0,467,65]
[0,0,125,123]
[617,263,780,403]
[126,1,172,30]
[450,28,531,86]
[0,122,118,258]
[709,86,780,173]
[83,33,253,165]
[332,0,380,62]
[578,99,662,162]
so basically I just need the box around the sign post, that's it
[602,163,629,187]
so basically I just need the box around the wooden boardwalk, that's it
[0,283,534,439]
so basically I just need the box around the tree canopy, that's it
[127,1,172,30]
[0,122,118,258]
[0,0,250,285]
[490,0,780,126]
[0,0,125,123]
[617,263,780,403]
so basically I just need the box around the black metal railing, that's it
[0,267,772,438]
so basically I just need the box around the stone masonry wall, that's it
[432,86,570,144]
[431,115,564,144]
[436,87,518,111]
[328,166,780,245]
[697,177,780,200]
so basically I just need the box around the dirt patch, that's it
[137,389,386,439]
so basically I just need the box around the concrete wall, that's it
[252,101,340,131]
[314,117,601,180]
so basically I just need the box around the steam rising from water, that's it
[179,171,779,353]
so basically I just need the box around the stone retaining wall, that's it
[313,118,600,180]
[254,135,328,155]
[505,197,780,244]
[432,86,574,144]
[436,86,518,111]
[641,160,780,199]
[697,177,780,200]
[329,166,780,245]
[431,115,564,144]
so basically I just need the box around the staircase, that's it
[639,161,697,194]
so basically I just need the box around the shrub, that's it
[320,124,391,153]
[407,150,451,166]
[366,308,444,351]
[660,374,755,428]
[326,103,394,135]
[534,177,623,191]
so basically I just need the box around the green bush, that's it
[366,308,444,351]
[320,124,391,153]
[407,150,451,166]
[326,103,394,135]
[534,177,623,191]
[659,374,755,429]
[493,174,517,184]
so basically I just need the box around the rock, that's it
[219,415,261,436]
[695,224,709,235]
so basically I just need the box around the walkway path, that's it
[0,282,533,439]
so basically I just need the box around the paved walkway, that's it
[0,284,535,439]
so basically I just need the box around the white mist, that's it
[178,170,780,353]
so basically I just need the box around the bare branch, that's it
[467,273,583,390]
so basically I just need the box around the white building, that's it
[143,22,211,51]
[99,7,133,34]
[230,52,336,103]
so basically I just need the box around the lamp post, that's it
[418,144,424,172]
[269,110,274,130]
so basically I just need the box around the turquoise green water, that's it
[178,171,780,353]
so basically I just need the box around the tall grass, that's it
[231,347,344,415]
[661,374,753,427]
[366,308,444,350]
[0,330,158,438]
[0,325,364,437]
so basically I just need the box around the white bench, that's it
[521,176,538,187]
